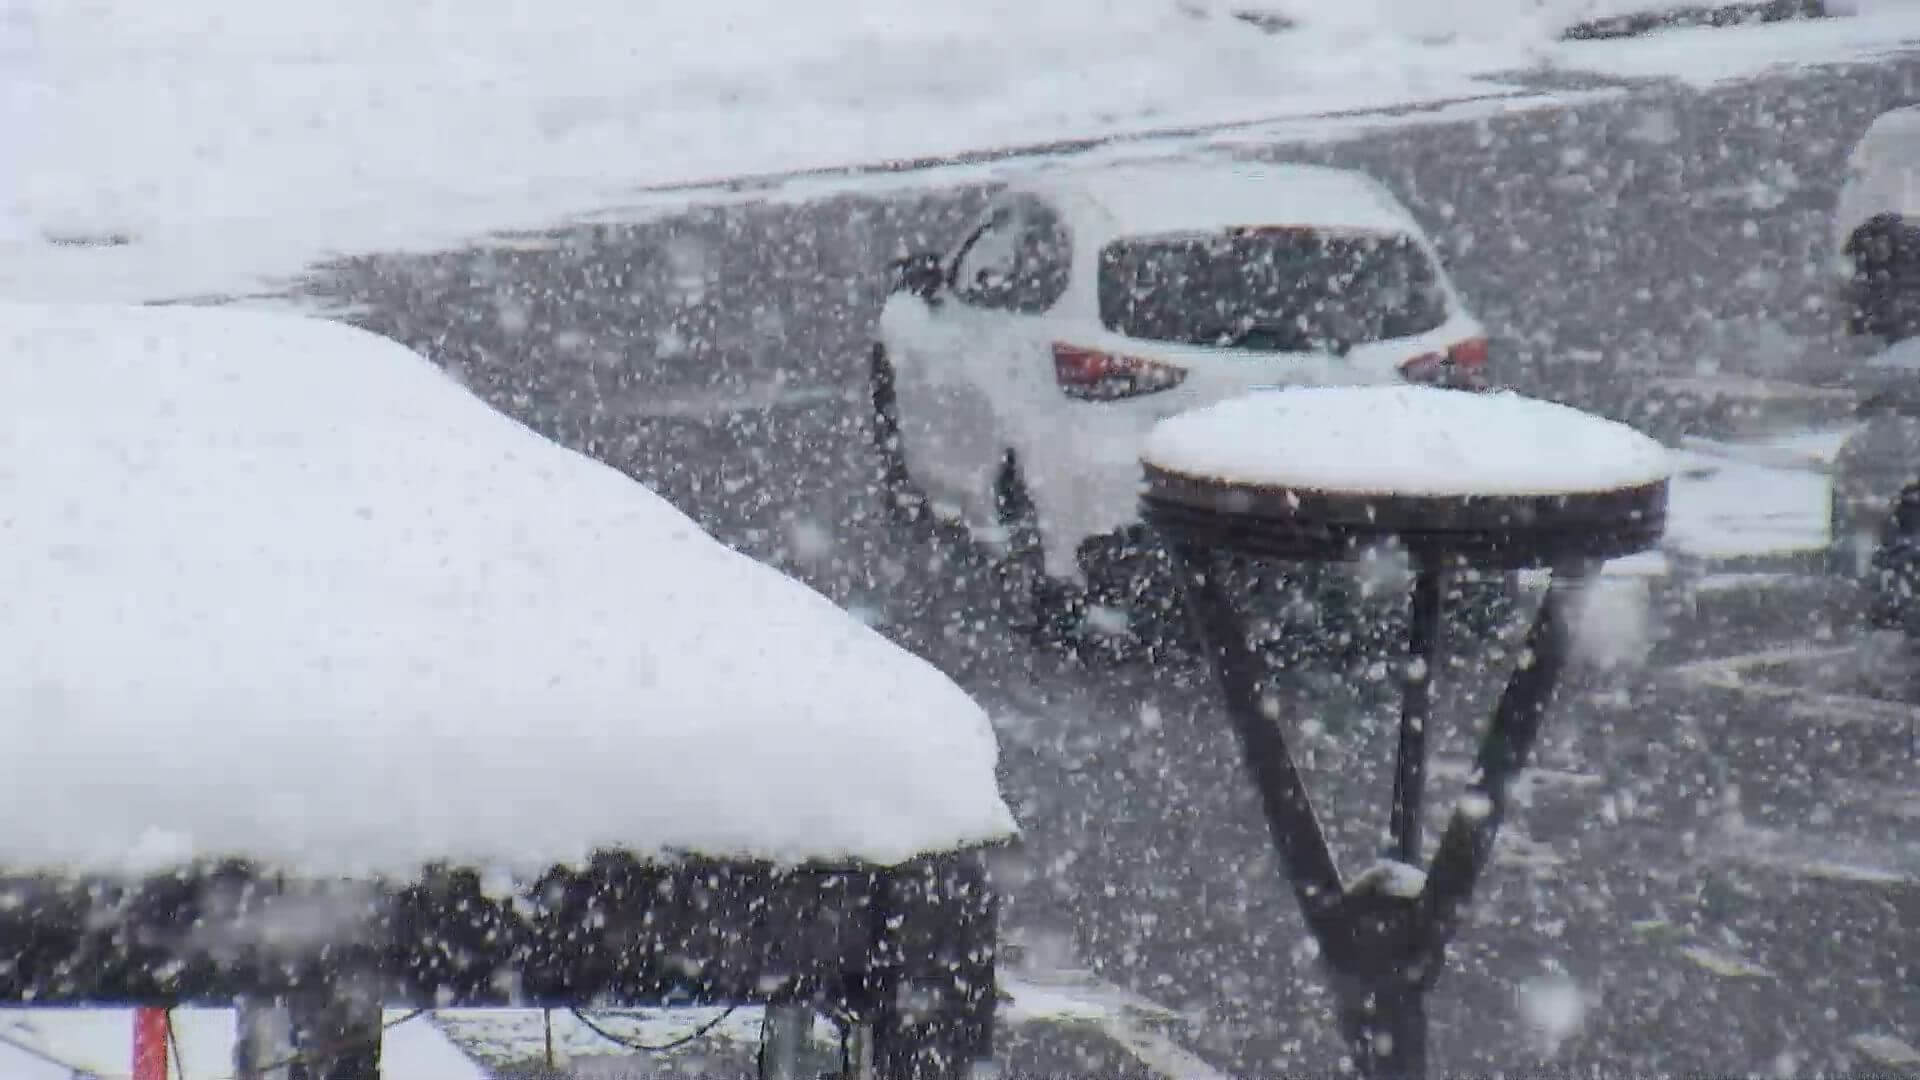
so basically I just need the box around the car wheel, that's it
[993,450,1089,648]
[1845,214,1920,342]
[1865,479,1920,633]
[1078,526,1197,662]
[994,462,1203,662]
[870,342,927,525]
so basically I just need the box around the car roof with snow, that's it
[1006,159,1424,240]
[0,302,1015,878]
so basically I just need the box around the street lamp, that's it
[1140,385,1670,1078]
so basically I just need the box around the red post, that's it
[133,1007,169,1080]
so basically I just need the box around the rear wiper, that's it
[1200,322,1305,351]
[1206,322,1351,356]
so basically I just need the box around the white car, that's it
[1835,104,1920,341]
[870,160,1489,619]
[1829,338,1920,625]
[1829,107,1920,610]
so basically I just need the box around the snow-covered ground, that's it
[1664,431,1846,560]
[0,963,1259,1080]
[0,5,1907,1074]
[5,0,1920,304]
[0,1008,487,1080]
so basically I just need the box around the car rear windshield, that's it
[1098,228,1449,353]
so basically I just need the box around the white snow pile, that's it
[1350,858,1428,898]
[1142,385,1673,496]
[1567,573,1655,670]
[8,0,1920,304]
[1663,445,1833,558]
[0,301,1016,878]
[1515,971,1592,1055]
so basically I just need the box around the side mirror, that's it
[889,253,946,304]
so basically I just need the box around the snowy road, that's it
[288,52,1920,1078]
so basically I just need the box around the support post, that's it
[133,1007,169,1080]
[1144,394,1665,1080]
[1169,543,1346,931]
[235,999,296,1080]
[285,980,383,1080]
[761,1005,810,1080]
[1167,544,1596,1080]
[1390,562,1447,864]
[843,1020,876,1080]
[1419,562,1592,965]
[1332,972,1427,1080]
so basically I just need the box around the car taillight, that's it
[1053,343,1188,401]
[1399,337,1490,390]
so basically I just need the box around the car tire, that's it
[1078,526,1197,662]
[1863,479,1920,633]
[1845,214,1920,342]
[995,459,1206,662]
[870,342,928,526]
[868,348,1108,650]
[993,450,1088,648]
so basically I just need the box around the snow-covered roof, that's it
[1143,386,1672,496]
[0,302,1015,877]
[1010,160,1422,240]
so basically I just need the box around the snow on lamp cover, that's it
[1143,385,1673,498]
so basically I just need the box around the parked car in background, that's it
[1828,105,1920,629]
[1830,342,1920,629]
[869,159,1493,649]
[1836,104,1920,342]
